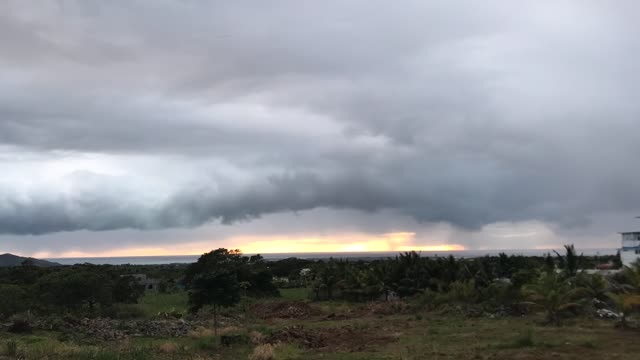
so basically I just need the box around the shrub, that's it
[448,280,478,303]
[249,344,276,360]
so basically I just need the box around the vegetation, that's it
[1,246,639,359]
[184,249,279,334]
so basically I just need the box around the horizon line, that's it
[41,247,619,260]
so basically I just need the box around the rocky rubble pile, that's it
[595,309,619,320]
[266,325,398,352]
[251,301,322,319]
[36,317,204,340]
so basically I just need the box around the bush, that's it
[448,280,478,303]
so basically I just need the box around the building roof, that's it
[620,231,640,235]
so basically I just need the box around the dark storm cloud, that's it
[1,0,640,238]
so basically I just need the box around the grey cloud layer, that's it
[1,1,640,236]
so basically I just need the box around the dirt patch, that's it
[251,301,323,319]
[361,301,409,316]
[266,325,399,352]
[322,301,409,321]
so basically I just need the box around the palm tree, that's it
[607,292,640,329]
[607,260,640,329]
[524,271,585,326]
[575,273,608,301]
[553,244,579,276]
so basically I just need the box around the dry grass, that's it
[248,344,276,360]
[188,326,216,338]
[249,331,266,345]
[159,342,178,353]
[189,325,241,338]
[218,326,241,335]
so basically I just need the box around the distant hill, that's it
[0,253,62,267]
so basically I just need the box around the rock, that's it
[33,317,202,340]
[596,308,619,320]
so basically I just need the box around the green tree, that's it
[607,293,640,329]
[554,244,579,276]
[544,253,555,273]
[0,284,29,319]
[185,249,245,335]
[613,250,623,269]
[575,273,608,301]
[113,276,145,304]
[524,272,584,326]
[37,268,114,312]
[313,260,339,300]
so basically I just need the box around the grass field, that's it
[2,289,639,360]
[279,287,310,301]
[137,291,189,317]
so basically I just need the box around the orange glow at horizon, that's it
[33,231,465,258]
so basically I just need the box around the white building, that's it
[620,232,640,266]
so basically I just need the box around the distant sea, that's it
[47,248,618,266]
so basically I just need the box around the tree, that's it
[544,253,555,273]
[113,276,145,304]
[524,272,584,326]
[185,249,246,335]
[312,259,340,300]
[0,284,29,319]
[554,244,579,277]
[37,267,114,312]
[613,250,623,269]
[607,293,640,329]
[189,270,240,335]
[575,273,608,301]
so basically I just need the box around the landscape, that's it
[2,247,640,359]
[2,1,640,359]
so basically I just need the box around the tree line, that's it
[2,246,639,329]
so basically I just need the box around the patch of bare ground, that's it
[266,324,400,352]
[250,301,323,320]
[322,301,409,321]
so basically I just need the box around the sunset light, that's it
[34,232,465,258]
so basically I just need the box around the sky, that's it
[1,1,640,257]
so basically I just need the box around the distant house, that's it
[620,232,640,266]
[596,262,614,270]
[123,274,160,291]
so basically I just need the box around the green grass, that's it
[279,288,310,301]
[4,340,18,357]
[137,291,188,317]
[275,343,304,359]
